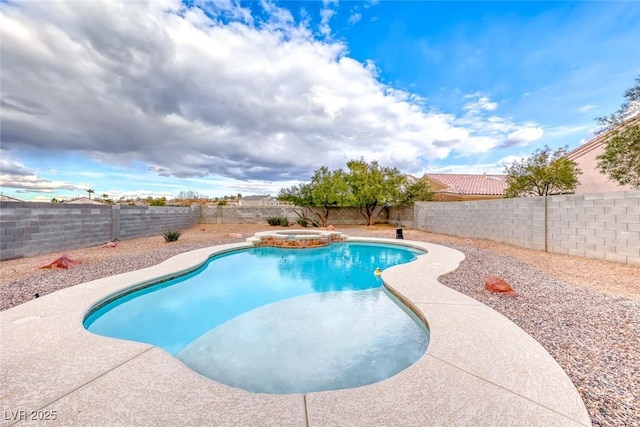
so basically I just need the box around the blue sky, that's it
[1,0,639,201]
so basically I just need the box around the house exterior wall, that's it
[566,140,632,194]
[565,115,638,194]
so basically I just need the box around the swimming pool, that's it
[84,242,429,393]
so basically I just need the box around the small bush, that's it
[162,229,182,242]
[266,217,289,226]
[266,217,281,226]
[297,218,309,227]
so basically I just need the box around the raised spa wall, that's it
[246,230,348,248]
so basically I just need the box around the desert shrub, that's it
[162,229,182,242]
[266,217,289,226]
[297,218,309,227]
[266,217,281,226]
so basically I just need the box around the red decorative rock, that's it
[327,225,335,230]
[39,254,82,269]
[484,275,517,296]
[102,241,118,248]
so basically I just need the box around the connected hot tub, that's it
[247,229,347,248]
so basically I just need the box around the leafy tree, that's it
[596,74,640,131]
[504,145,581,197]
[86,188,94,199]
[595,75,640,188]
[147,197,166,206]
[278,166,349,227]
[344,158,406,226]
[397,179,435,205]
[596,126,640,188]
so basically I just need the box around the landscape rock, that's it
[102,241,118,248]
[39,255,82,269]
[484,274,517,296]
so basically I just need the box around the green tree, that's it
[278,166,349,227]
[397,179,435,205]
[595,75,640,188]
[148,197,166,206]
[344,158,406,226]
[504,146,581,197]
[86,188,94,199]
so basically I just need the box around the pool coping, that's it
[0,238,592,426]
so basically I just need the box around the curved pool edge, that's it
[0,238,592,426]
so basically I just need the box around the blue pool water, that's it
[84,242,430,393]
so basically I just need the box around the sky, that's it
[1,0,639,202]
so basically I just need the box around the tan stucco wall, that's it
[568,142,632,194]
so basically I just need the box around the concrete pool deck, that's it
[0,237,591,426]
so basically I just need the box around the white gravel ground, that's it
[1,224,638,426]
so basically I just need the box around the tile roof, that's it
[66,197,105,205]
[0,195,23,202]
[423,174,508,196]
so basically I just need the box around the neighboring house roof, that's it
[242,195,271,201]
[66,197,104,205]
[405,174,420,184]
[423,174,508,196]
[0,195,23,202]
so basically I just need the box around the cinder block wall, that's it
[546,191,639,264]
[0,202,112,260]
[414,190,640,265]
[0,202,200,260]
[415,198,546,250]
[117,205,200,240]
[200,206,299,224]
[200,205,413,226]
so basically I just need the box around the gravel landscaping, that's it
[1,224,638,426]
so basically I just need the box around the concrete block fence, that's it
[545,191,640,264]
[0,203,412,260]
[415,190,640,266]
[414,197,546,250]
[199,205,414,227]
[0,202,199,260]
[1,191,637,264]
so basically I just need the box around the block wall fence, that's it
[1,191,638,264]
[0,203,200,260]
[0,203,412,260]
[199,205,414,227]
[415,190,640,266]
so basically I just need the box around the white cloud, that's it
[1,0,544,190]
[504,126,544,147]
[497,155,523,168]
[463,93,498,114]
[348,13,362,25]
[578,104,596,113]
[0,159,84,193]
